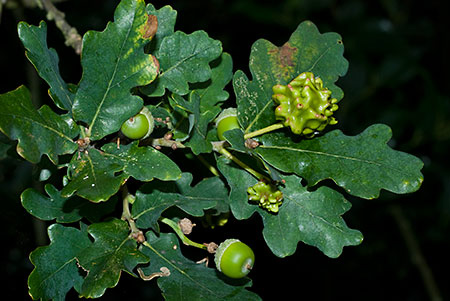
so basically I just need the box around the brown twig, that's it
[389,204,442,301]
[37,0,82,54]
[149,137,185,150]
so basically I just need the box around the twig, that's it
[121,186,145,243]
[37,0,82,54]
[389,204,442,301]
[149,137,185,150]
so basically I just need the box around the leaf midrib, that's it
[144,240,220,297]
[160,36,218,78]
[0,110,75,143]
[259,144,382,166]
[133,194,220,220]
[87,11,137,138]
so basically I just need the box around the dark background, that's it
[1,0,449,300]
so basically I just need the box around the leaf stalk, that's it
[218,147,269,181]
[244,122,285,139]
[159,217,208,251]
[196,154,220,177]
[121,186,143,241]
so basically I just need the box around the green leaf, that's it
[216,155,258,220]
[62,141,180,202]
[181,92,221,154]
[217,156,362,258]
[21,184,117,223]
[0,86,78,164]
[233,20,348,135]
[182,53,234,153]
[101,141,182,181]
[255,20,348,99]
[28,223,91,301]
[72,0,159,140]
[145,4,177,56]
[233,69,277,135]
[223,129,248,153]
[61,148,126,202]
[17,21,75,112]
[0,132,13,160]
[263,175,363,258]
[256,124,424,199]
[145,30,222,96]
[77,219,149,298]
[192,52,233,110]
[140,232,261,301]
[168,104,192,142]
[132,173,225,230]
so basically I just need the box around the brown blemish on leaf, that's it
[279,42,297,67]
[269,43,297,67]
[152,55,160,74]
[141,14,158,39]
[268,42,298,81]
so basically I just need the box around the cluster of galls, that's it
[247,181,283,213]
[272,72,339,137]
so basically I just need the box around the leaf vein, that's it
[88,11,137,137]
[0,111,75,143]
[144,241,219,296]
[260,145,382,166]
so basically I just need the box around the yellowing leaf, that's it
[72,0,159,140]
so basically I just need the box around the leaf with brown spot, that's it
[268,42,299,82]
[141,14,158,39]
[72,0,159,140]
[233,20,349,134]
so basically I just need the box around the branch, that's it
[389,205,443,301]
[38,0,82,54]
[149,137,185,150]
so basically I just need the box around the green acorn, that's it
[272,72,339,137]
[247,181,283,213]
[120,106,155,140]
[215,108,240,141]
[214,239,255,279]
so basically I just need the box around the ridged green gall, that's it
[272,72,338,136]
[247,181,283,213]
